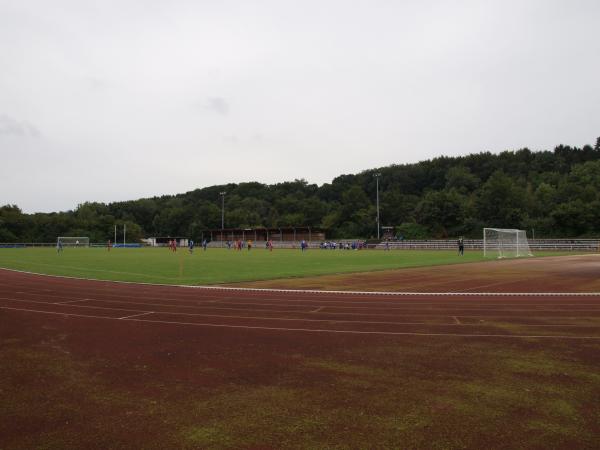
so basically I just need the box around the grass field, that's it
[0,247,572,286]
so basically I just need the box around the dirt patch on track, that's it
[229,254,600,293]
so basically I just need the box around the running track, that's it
[1,269,600,339]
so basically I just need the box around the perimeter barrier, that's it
[373,239,600,251]
[1,239,598,251]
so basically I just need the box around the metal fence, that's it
[1,239,599,251]
[372,239,600,251]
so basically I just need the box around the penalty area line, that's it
[2,305,600,339]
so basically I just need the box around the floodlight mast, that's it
[220,191,226,241]
[374,173,381,239]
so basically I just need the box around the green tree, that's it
[477,171,528,228]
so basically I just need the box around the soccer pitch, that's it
[0,247,498,285]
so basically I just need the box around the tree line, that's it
[2,137,600,242]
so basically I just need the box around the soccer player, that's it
[247,240,252,251]
[458,237,464,256]
[107,239,111,251]
[57,240,63,253]
[202,239,208,251]
[188,239,194,254]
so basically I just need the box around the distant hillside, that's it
[2,138,600,241]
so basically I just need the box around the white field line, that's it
[453,316,461,325]
[311,306,325,313]
[1,267,600,296]
[2,305,600,339]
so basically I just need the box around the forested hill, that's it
[2,138,600,242]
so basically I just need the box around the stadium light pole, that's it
[220,191,226,241]
[374,173,381,240]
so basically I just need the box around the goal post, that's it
[57,237,90,247]
[483,228,532,258]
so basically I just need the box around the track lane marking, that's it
[2,267,600,296]
[6,290,600,312]
[119,311,154,320]
[1,305,600,339]
[0,297,147,314]
[14,290,600,308]
[54,298,92,305]
[3,299,596,327]
[4,291,600,310]
[4,295,600,326]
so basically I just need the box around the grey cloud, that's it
[206,97,229,116]
[0,114,41,138]
[87,76,109,92]
[223,135,239,144]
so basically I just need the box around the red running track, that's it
[1,269,600,339]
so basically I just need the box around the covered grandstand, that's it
[203,227,325,242]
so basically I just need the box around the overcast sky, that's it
[1,0,599,213]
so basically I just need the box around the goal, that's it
[483,228,532,258]
[57,236,90,247]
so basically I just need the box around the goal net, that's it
[57,236,90,247]
[483,228,532,258]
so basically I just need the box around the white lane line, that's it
[54,298,92,305]
[18,290,600,310]
[24,292,599,313]
[2,267,600,296]
[5,295,600,326]
[453,316,461,325]
[3,299,594,327]
[119,311,154,320]
[7,294,600,326]
[6,281,600,306]
[0,297,448,326]
[311,306,324,313]
[0,297,146,313]
[2,305,600,339]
